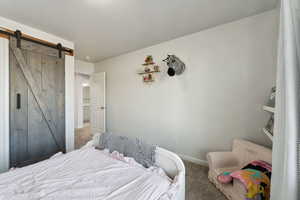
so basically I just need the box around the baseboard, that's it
[179,154,208,166]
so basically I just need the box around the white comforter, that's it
[0,145,178,200]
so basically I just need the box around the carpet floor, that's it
[184,161,227,200]
[75,126,227,200]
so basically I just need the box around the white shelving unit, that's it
[263,106,275,113]
[262,105,274,142]
[263,128,273,141]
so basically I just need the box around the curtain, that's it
[271,0,300,199]
[0,37,9,173]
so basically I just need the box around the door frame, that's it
[0,35,75,173]
[0,38,9,173]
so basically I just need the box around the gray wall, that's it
[95,10,278,162]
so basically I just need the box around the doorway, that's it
[74,72,106,149]
[83,85,91,124]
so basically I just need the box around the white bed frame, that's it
[155,147,186,200]
[93,134,186,200]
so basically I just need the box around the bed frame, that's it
[93,134,186,200]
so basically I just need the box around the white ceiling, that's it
[0,0,277,62]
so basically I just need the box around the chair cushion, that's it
[210,167,247,200]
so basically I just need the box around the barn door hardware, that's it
[16,93,21,109]
[0,28,73,56]
[14,30,22,48]
[57,43,63,58]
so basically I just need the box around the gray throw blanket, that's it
[97,132,156,168]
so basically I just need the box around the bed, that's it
[0,134,185,200]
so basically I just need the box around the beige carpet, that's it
[75,126,226,200]
[184,161,227,200]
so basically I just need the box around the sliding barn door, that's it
[9,37,65,168]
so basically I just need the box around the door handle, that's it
[16,93,21,109]
[100,106,105,110]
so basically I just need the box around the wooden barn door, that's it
[9,37,65,168]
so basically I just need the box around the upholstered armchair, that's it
[207,139,272,200]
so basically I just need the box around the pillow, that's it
[97,132,156,168]
[217,160,272,199]
[242,160,272,179]
[230,169,271,200]
[98,132,127,153]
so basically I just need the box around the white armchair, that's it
[207,139,272,200]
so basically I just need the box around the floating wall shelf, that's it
[143,80,154,83]
[262,105,274,142]
[263,106,275,113]
[138,56,161,83]
[138,71,160,75]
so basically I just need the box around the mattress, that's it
[0,145,178,200]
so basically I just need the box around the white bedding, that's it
[0,145,178,200]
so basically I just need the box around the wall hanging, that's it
[137,55,160,83]
[163,55,185,77]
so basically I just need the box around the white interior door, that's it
[90,72,106,135]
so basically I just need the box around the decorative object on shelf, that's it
[263,128,273,141]
[163,54,186,77]
[144,66,151,73]
[266,87,276,107]
[143,55,155,66]
[153,65,160,72]
[143,73,154,82]
[265,115,274,135]
[138,55,160,83]
[148,74,153,81]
